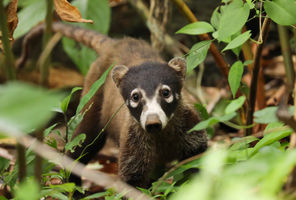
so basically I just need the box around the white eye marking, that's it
[161,85,174,103]
[130,88,141,108]
[175,93,180,100]
[139,90,168,131]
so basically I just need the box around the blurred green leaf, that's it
[14,178,40,200]
[14,0,46,38]
[264,0,296,26]
[210,8,221,29]
[82,192,108,200]
[222,31,251,52]
[0,82,63,133]
[228,61,244,98]
[225,96,246,114]
[186,40,211,73]
[217,0,250,41]
[254,106,294,124]
[176,22,214,35]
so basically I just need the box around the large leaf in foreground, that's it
[0,82,63,133]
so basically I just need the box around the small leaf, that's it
[210,8,221,29]
[44,123,58,137]
[76,65,113,114]
[186,40,211,73]
[195,104,210,120]
[65,133,86,153]
[222,31,251,52]
[264,0,296,26]
[225,96,246,114]
[50,183,76,193]
[189,112,236,132]
[176,22,214,35]
[61,87,82,114]
[228,61,244,98]
[53,0,93,23]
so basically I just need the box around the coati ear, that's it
[112,65,129,87]
[168,57,187,79]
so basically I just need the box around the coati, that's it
[21,23,208,187]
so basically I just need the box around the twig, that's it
[0,147,14,161]
[40,0,54,86]
[16,144,26,182]
[127,0,184,56]
[0,0,16,80]
[152,153,203,194]
[170,0,229,78]
[34,131,43,183]
[246,18,271,135]
[36,32,63,72]
[277,25,295,91]
[0,124,151,200]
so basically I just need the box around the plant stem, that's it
[246,18,271,135]
[17,144,26,182]
[40,0,53,86]
[170,0,229,78]
[277,25,295,91]
[0,0,16,80]
[34,131,43,182]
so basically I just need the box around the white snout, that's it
[140,96,168,131]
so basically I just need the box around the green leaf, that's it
[228,61,244,98]
[15,178,40,200]
[225,96,246,114]
[189,112,236,132]
[76,65,113,114]
[264,0,296,26]
[82,192,108,200]
[195,104,209,120]
[61,87,82,114]
[217,1,250,41]
[176,22,214,35]
[65,134,86,153]
[14,0,46,38]
[222,31,251,52]
[62,0,111,75]
[250,123,292,156]
[254,106,294,124]
[49,183,76,193]
[44,123,58,137]
[0,82,63,133]
[210,8,221,30]
[186,40,211,73]
[229,136,259,151]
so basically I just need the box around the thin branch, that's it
[34,131,43,183]
[246,18,271,135]
[0,124,150,200]
[127,0,184,56]
[152,153,203,194]
[16,144,26,182]
[277,25,295,90]
[0,0,16,80]
[170,0,229,78]
[40,0,54,86]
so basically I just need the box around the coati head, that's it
[112,57,186,133]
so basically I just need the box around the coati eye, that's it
[130,89,141,103]
[161,88,171,98]
[132,93,140,102]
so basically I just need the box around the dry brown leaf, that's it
[0,0,18,51]
[54,0,93,23]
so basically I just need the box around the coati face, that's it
[112,57,186,133]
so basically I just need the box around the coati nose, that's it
[145,114,162,133]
